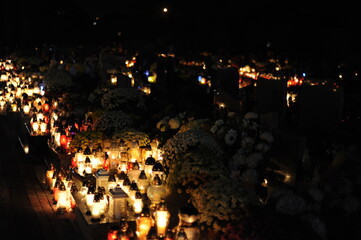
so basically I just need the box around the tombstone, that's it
[298,79,343,130]
[256,77,287,130]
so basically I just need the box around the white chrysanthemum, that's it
[189,175,261,228]
[162,129,223,169]
[43,69,73,92]
[214,119,224,126]
[101,87,142,111]
[156,116,170,130]
[210,125,219,133]
[244,112,258,120]
[168,117,181,129]
[260,131,274,143]
[224,129,238,145]
[93,110,133,134]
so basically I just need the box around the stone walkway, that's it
[0,112,86,240]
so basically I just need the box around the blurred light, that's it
[163,7,168,13]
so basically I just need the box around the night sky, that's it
[1,0,361,64]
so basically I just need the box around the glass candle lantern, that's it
[52,178,61,204]
[137,170,149,195]
[107,225,120,240]
[86,184,96,208]
[117,171,127,187]
[45,164,55,190]
[128,180,139,205]
[84,156,93,176]
[128,161,141,183]
[56,181,68,213]
[144,155,156,179]
[121,176,131,194]
[176,201,201,240]
[151,161,165,181]
[155,199,170,237]
[147,174,169,209]
[133,190,143,215]
[136,207,154,240]
[91,194,102,221]
[175,228,188,240]
[107,173,118,192]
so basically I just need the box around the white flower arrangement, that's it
[156,116,171,132]
[93,110,133,135]
[224,129,238,146]
[178,118,212,133]
[209,119,224,133]
[166,150,226,190]
[112,128,151,148]
[189,175,261,230]
[162,129,224,170]
[168,117,181,129]
[100,87,145,111]
[43,68,73,93]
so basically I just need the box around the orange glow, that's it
[60,135,68,148]
[43,103,50,112]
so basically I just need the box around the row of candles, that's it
[45,152,200,239]
[0,59,201,239]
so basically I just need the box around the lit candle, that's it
[155,199,170,236]
[133,190,143,215]
[56,181,68,213]
[136,207,153,240]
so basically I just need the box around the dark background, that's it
[1,0,361,65]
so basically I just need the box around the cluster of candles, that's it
[45,164,77,213]
[45,148,186,239]
[105,199,202,240]
[0,60,46,115]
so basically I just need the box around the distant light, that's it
[24,145,29,154]
[117,32,122,36]
[163,7,168,13]
[93,21,97,26]
[302,73,306,77]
